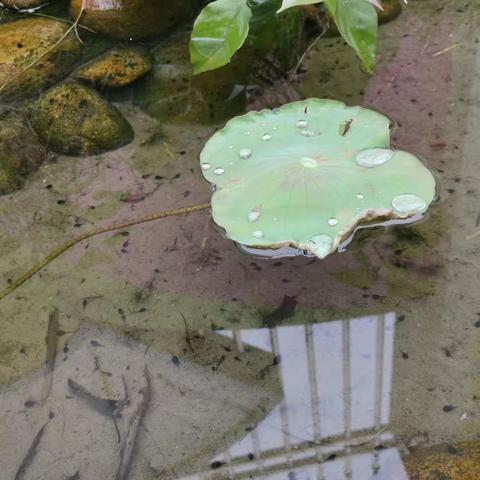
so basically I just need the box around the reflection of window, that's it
[182,313,410,479]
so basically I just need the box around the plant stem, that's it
[0,203,211,302]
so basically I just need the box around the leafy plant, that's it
[200,99,436,259]
[190,0,379,75]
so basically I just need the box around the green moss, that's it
[30,81,134,155]
[0,17,82,100]
[332,269,379,289]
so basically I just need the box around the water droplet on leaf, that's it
[328,218,338,226]
[301,157,317,168]
[201,163,211,170]
[214,168,225,175]
[301,129,316,137]
[248,210,260,223]
[392,194,426,214]
[252,230,264,239]
[307,234,333,259]
[262,134,272,141]
[239,148,252,159]
[356,148,394,168]
[296,120,308,128]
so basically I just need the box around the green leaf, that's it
[325,0,378,72]
[200,99,436,259]
[277,0,324,13]
[190,0,253,75]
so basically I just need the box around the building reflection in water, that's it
[181,313,409,479]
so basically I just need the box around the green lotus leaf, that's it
[200,99,436,259]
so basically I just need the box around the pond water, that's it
[1,1,480,479]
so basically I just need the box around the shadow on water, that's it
[1,0,480,478]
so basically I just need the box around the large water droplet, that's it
[356,148,394,168]
[239,148,252,159]
[301,128,316,137]
[252,230,264,239]
[262,134,272,141]
[328,217,338,226]
[301,157,317,168]
[356,193,364,199]
[307,234,333,259]
[248,210,260,223]
[392,193,426,214]
[214,167,224,175]
[296,120,308,128]
[201,163,211,170]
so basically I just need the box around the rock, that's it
[1,0,45,9]
[405,441,480,480]
[0,107,46,194]
[75,45,153,88]
[134,33,247,124]
[0,7,19,23]
[69,0,198,40]
[30,81,134,155]
[378,0,402,24]
[0,17,82,100]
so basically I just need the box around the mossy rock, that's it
[30,81,134,155]
[134,33,247,124]
[378,0,402,24]
[75,45,153,88]
[0,107,45,194]
[405,441,480,480]
[0,17,82,100]
[70,0,198,40]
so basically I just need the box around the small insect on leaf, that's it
[339,119,353,136]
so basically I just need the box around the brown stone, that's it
[69,0,198,40]
[0,17,82,100]
[405,441,480,480]
[75,45,153,88]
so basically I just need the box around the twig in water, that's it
[431,43,460,58]
[289,25,327,81]
[114,365,151,480]
[14,421,49,480]
[0,203,211,302]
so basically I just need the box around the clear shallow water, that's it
[1,1,480,478]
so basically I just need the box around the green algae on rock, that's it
[200,98,436,259]
[0,107,46,194]
[0,17,82,100]
[405,441,480,480]
[30,81,134,155]
[69,0,198,40]
[75,45,153,88]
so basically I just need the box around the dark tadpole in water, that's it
[261,295,298,329]
[14,421,49,480]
